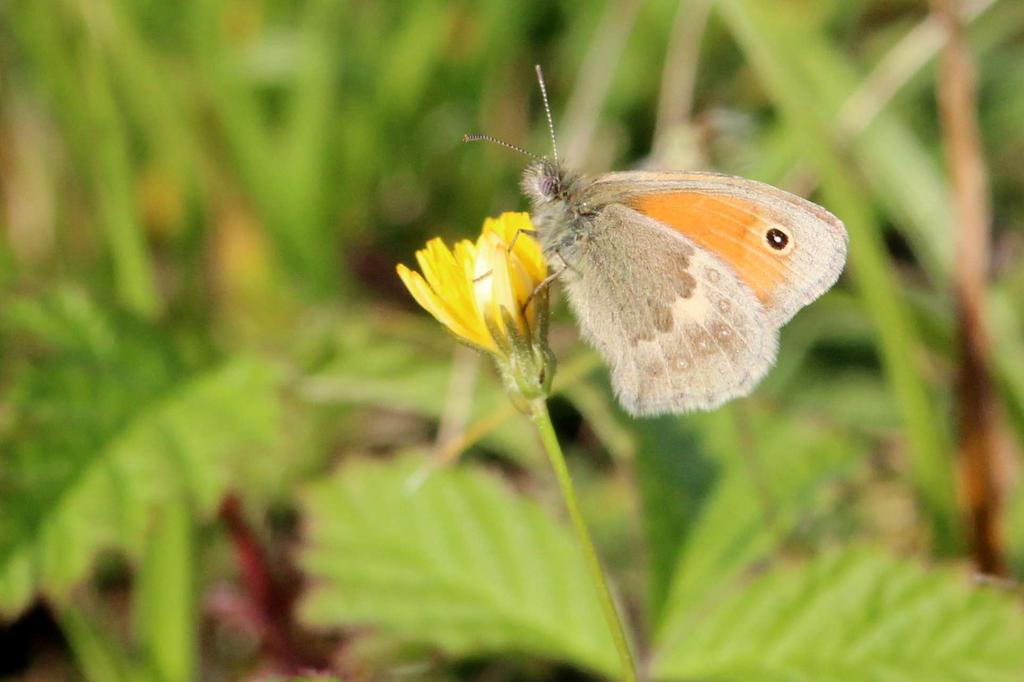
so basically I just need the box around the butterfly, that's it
[467,66,848,416]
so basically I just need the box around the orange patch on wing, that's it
[628,192,787,302]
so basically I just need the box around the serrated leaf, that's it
[0,295,279,616]
[652,548,1024,681]
[0,356,277,616]
[298,456,619,677]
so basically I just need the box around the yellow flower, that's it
[396,212,547,354]
[397,212,555,403]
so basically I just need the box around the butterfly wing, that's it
[561,203,777,415]
[581,171,848,327]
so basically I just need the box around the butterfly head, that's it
[521,159,585,255]
[521,159,572,206]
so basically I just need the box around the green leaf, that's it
[298,455,619,677]
[0,294,280,617]
[654,406,861,635]
[652,548,1024,681]
[634,415,719,622]
[76,9,160,317]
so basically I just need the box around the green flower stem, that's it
[529,398,638,682]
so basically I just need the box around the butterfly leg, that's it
[544,245,582,278]
[472,228,542,284]
[521,267,562,315]
[473,262,558,316]
[476,245,574,311]
[521,247,575,314]
[506,226,538,253]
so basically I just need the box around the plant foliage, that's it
[299,457,1024,681]
[299,456,620,677]
[652,549,1024,681]
[0,292,279,617]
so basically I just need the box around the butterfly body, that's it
[521,159,848,416]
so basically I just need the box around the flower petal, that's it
[396,213,551,362]
[396,263,495,351]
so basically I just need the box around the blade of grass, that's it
[275,0,345,292]
[652,0,713,161]
[87,0,199,198]
[837,0,1000,138]
[187,0,270,200]
[16,2,160,317]
[760,0,1020,287]
[79,15,159,318]
[135,497,196,682]
[717,0,961,552]
[60,605,134,682]
[186,1,336,291]
[709,8,955,284]
[754,11,955,284]
[561,0,644,165]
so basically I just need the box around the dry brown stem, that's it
[930,0,1006,575]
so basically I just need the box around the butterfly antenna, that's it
[534,64,559,163]
[462,134,542,161]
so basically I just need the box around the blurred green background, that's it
[2,0,1024,680]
